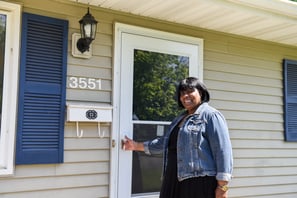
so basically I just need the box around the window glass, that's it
[0,14,5,132]
[132,49,189,194]
[133,49,189,122]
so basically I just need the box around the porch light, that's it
[77,7,98,53]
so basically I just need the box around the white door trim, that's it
[111,22,203,198]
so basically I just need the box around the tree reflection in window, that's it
[133,49,189,122]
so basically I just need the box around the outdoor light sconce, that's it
[77,7,98,53]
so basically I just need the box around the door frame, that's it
[110,22,204,198]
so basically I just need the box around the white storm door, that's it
[113,23,203,198]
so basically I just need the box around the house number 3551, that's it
[68,77,102,90]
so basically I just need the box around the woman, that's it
[123,77,233,198]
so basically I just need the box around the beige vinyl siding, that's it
[0,1,112,197]
[1,0,297,197]
[0,123,111,198]
[204,36,297,197]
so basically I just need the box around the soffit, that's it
[67,0,297,47]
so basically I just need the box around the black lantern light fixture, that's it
[77,7,98,53]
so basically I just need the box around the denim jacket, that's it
[143,102,233,181]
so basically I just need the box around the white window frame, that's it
[0,2,21,176]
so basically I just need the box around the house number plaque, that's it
[68,76,102,90]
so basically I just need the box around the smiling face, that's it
[179,88,201,114]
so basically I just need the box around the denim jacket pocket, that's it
[186,116,206,134]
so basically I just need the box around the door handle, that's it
[112,139,116,148]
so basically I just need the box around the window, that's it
[283,59,297,141]
[0,2,21,175]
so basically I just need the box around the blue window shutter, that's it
[16,13,68,164]
[283,59,297,141]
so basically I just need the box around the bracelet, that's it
[217,185,229,192]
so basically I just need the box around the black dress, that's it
[159,125,217,198]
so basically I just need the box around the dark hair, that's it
[177,77,210,108]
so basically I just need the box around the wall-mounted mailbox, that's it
[67,104,112,122]
[66,103,113,138]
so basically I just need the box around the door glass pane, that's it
[133,49,189,122]
[132,49,189,195]
[132,123,170,194]
[0,14,6,133]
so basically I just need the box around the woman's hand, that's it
[122,136,144,151]
[215,187,228,198]
[216,181,228,198]
[122,136,135,150]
